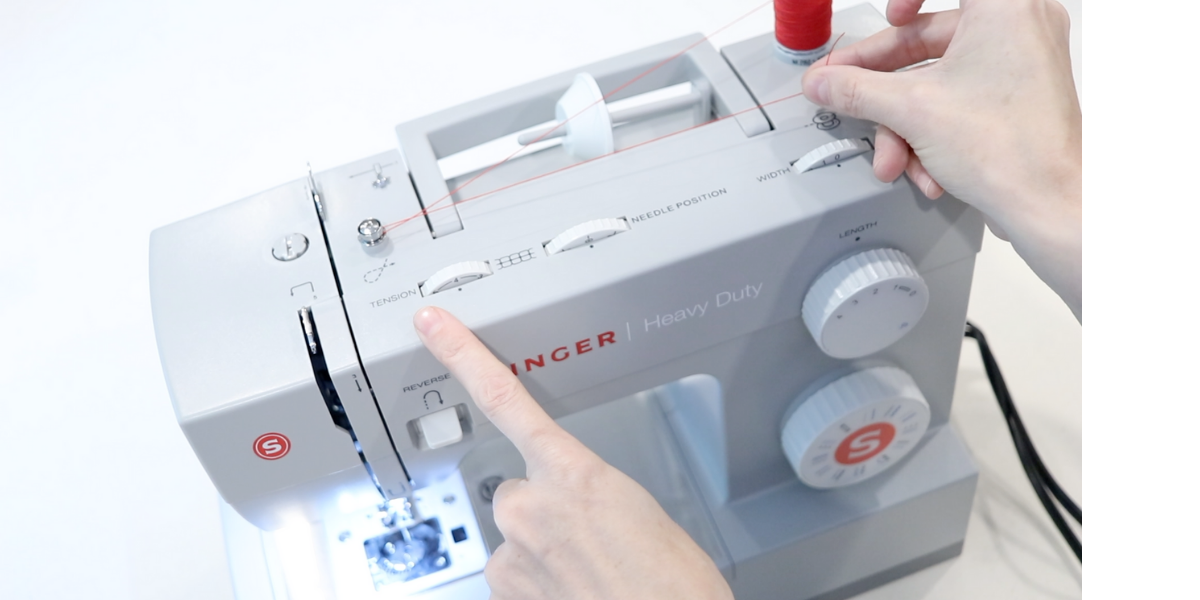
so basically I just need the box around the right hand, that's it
[802,0,1082,320]
[413,307,734,600]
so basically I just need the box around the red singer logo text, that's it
[509,331,617,375]
[253,433,291,460]
[834,423,895,465]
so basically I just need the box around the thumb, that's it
[413,306,586,473]
[802,64,908,126]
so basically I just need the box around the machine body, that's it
[150,5,983,598]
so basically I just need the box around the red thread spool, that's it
[775,0,832,53]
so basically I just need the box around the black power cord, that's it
[963,322,1082,561]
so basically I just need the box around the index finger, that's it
[413,306,580,468]
[887,0,927,26]
[823,10,959,73]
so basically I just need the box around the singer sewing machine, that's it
[150,4,983,599]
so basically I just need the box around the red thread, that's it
[775,0,832,52]
[383,1,773,234]
[825,32,846,66]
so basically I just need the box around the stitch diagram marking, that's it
[364,259,396,284]
[495,248,536,269]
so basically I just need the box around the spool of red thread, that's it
[775,0,833,64]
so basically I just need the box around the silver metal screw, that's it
[358,218,385,246]
[271,233,309,261]
[479,476,505,503]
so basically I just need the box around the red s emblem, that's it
[834,423,895,465]
[253,433,291,460]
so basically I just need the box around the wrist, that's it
[993,165,1083,320]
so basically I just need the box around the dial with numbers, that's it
[802,248,928,359]
[781,366,931,489]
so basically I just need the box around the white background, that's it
[0,0,1122,598]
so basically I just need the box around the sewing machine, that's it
[149,4,983,598]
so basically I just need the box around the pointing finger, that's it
[414,306,581,470]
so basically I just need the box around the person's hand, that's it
[802,0,1081,320]
[413,306,734,600]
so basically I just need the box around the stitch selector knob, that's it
[802,248,928,359]
[781,366,931,489]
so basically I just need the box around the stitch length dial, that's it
[802,248,928,359]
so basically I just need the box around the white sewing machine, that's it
[149,4,983,598]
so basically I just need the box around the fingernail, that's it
[922,176,943,199]
[927,179,944,199]
[414,307,444,336]
[916,173,930,195]
[808,75,830,106]
[872,156,889,182]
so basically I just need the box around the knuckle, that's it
[906,80,936,113]
[478,374,526,417]
[435,334,470,364]
[492,486,534,532]
[483,544,514,590]
[834,76,866,118]
[522,427,567,462]
[552,451,609,488]
[1047,1,1070,31]
[564,452,607,482]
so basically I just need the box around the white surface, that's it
[781,366,931,488]
[794,137,874,171]
[0,1,1082,599]
[419,407,464,450]
[801,248,929,358]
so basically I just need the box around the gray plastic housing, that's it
[150,4,984,597]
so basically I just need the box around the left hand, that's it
[413,306,734,600]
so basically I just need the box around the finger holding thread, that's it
[820,10,959,72]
